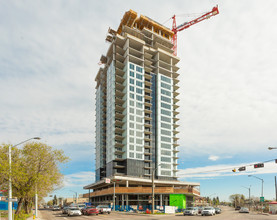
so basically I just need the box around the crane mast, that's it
[172,5,219,55]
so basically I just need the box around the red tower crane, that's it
[172,5,219,55]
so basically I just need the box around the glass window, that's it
[161,102,171,110]
[161,170,171,175]
[130,86,134,92]
[129,115,134,121]
[136,95,143,101]
[136,110,143,115]
[129,137,134,143]
[130,93,134,99]
[136,73,143,80]
[129,152,134,158]
[161,109,171,116]
[136,88,143,94]
[161,96,171,103]
[161,89,171,97]
[161,116,171,123]
[137,132,143,137]
[136,81,143,87]
[136,146,143,151]
[136,139,143,144]
[130,108,134,113]
[130,71,134,77]
[136,102,143,109]
[129,100,134,106]
[161,129,171,136]
[136,117,142,123]
[161,82,171,90]
[161,150,171,156]
[130,78,134,84]
[161,123,171,129]
[129,130,134,136]
[161,75,171,83]
[161,136,171,143]
[161,163,171,169]
[129,122,134,128]
[130,63,134,70]
[161,143,171,149]
[136,124,142,130]
[136,66,143,73]
[136,153,143,159]
[161,157,171,162]
[129,144,134,150]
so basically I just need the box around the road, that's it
[39,207,277,220]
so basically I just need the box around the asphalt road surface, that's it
[39,207,277,220]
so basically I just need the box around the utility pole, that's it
[275,176,277,201]
[242,186,251,210]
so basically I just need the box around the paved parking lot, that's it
[38,207,277,220]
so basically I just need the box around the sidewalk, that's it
[27,210,42,220]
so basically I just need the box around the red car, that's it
[82,206,99,216]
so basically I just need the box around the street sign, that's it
[260,197,264,202]
[105,178,111,184]
[6,198,18,202]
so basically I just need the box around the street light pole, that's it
[268,147,277,150]
[8,137,41,220]
[248,175,264,213]
[242,185,251,210]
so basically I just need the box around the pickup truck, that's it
[96,205,111,214]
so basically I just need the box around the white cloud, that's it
[208,155,219,161]
[63,171,95,188]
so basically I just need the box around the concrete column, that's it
[126,180,129,187]
[122,194,125,206]
[160,194,162,206]
[126,194,129,207]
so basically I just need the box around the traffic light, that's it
[238,166,246,171]
[254,163,264,168]
[232,168,236,172]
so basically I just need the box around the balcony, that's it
[115,75,125,84]
[115,134,124,141]
[115,112,124,119]
[115,119,124,126]
[144,115,152,121]
[115,142,124,147]
[115,82,124,91]
[115,104,124,112]
[115,97,124,105]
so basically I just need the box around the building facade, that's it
[86,9,200,209]
[95,9,180,182]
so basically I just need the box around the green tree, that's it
[0,142,69,215]
[229,194,245,207]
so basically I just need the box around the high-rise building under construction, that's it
[84,10,200,208]
[95,10,180,181]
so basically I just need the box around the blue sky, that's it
[1,0,277,202]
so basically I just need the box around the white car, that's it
[201,207,216,216]
[68,207,82,216]
[183,207,198,215]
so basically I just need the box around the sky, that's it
[1,0,277,202]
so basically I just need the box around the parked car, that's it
[239,207,249,213]
[215,207,221,214]
[77,204,86,210]
[62,206,70,214]
[96,205,111,214]
[52,206,60,211]
[235,206,241,210]
[197,206,204,214]
[201,207,216,216]
[68,207,82,216]
[82,206,99,216]
[183,207,198,216]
